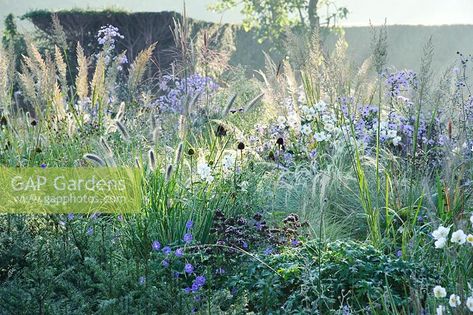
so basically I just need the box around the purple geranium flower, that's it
[152,240,161,251]
[186,220,193,230]
[162,246,172,255]
[175,248,184,257]
[184,233,193,244]
[184,263,194,274]
[263,247,273,255]
[194,275,206,287]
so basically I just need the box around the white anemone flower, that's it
[387,129,397,138]
[301,124,313,136]
[451,230,467,245]
[301,105,316,121]
[436,305,445,315]
[315,100,327,112]
[314,132,330,142]
[466,296,473,312]
[222,153,236,174]
[434,238,447,249]
[276,116,286,129]
[467,234,473,246]
[432,226,450,240]
[392,136,402,146]
[287,111,300,131]
[449,294,461,307]
[197,159,213,183]
[470,213,473,227]
[433,285,447,298]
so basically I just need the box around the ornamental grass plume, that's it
[116,120,130,141]
[128,43,157,94]
[75,42,89,102]
[165,164,173,182]
[174,142,183,166]
[83,153,106,166]
[100,137,114,157]
[148,149,156,171]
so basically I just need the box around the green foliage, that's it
[211,0,348,45]
[2,6,473,315]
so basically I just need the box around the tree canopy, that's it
[210,0,348,43]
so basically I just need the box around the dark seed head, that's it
[31,120,37,126]
[0,116,7,127]
[216,125,227,137]
[236,218,247,226]
[187,148,195,156]
[237,142,245,150]
[253,213,263,221]
[276,137,284,146]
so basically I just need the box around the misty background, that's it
[1,0,472,72]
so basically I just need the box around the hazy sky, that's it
[1,0,473,27]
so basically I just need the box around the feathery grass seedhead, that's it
[244,93,264,113]
[51,14,68,51]
[371,23,388,75]
[84,153,106,167]
[178,115,186,140]
[148,148,156,171]
[223,93,237,117]
[75,42,89,102]
[174,142,183,166]
[135,156,142,169]
[128,43,157,95]
[165,164,173,181]
[100,137,114,156]
[116,120,130,141]
[116,102,126,122]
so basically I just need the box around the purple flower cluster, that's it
[184,274,207,294]
[97,25,124,49]
[155,74,219,113]
[385,70,418,97]
[349,104,448,158]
